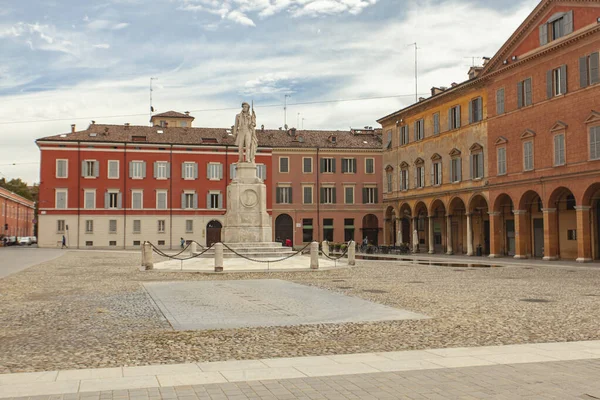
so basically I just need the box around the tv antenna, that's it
[407,43,420,103]
[464,56,483,67]
[150,77,158,120]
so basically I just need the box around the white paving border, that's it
[1,341,600,397]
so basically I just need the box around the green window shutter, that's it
[374,188,378,204]
[468,100,473,124]
[362,188,367,204]
[153,162,158,178]
[539,24,548,46]
[413,122,417,141]
[218,194,223,209]
[320,187,325,204]
[276,188,281,204]
[319,159,324,173]
[206,193,211,208]
[104,192,109,209]
[560,65,567,94]
[341,159,347,173]
[129,161,133,178]
[517,81,524,108]
[590,52,599,85]
[193,194,198,209]
[497,89,505,114]
[580,56,589,88]
[547,70,553,99]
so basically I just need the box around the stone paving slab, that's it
[143,279,428,330]
[1,341,600,397]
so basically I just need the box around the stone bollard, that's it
[142,242,153,270]
[310,241,319,269]
[322,241,329,257]
[189,241,197,256]
[348,240,356,266]
[214,242,224,272]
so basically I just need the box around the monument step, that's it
[219,242,285,248]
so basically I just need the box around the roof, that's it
[150,111,194,120]
[0,187,35,207]
[37,124,383,150]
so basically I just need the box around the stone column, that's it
[310,241,319,269]
[412,217,419,253]
[542,208,558,261]
[446,215,453,255]
[214,242,224,272]
[348,240,356,266]
[396,217,402,246]
[513,210,529,259]
[466,213,474,256]
[488,212,502,258]
[322,241,329,257]
[428,216,435,254]
[576,206,592,263]
[189,241,197,256]
[142,242,153,270]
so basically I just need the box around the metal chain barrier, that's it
[220,242,312,264]
[147,241,215,261]
[322,241,351,260]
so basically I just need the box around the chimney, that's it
[261,124,265,132]
[431,87,445,96]
[418,97,426,102]
[468,66,483,80]
[451,82,458,87]
[104,127,109,136]
[91,120,96,125]
[184,111,190,116]
[71,124,76,133]
[482,57,491,66]
[291,128,297,136]
[124,123,130,130]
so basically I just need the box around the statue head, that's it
[241,102,250,112]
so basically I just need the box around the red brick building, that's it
[1,187,35,240]
[484,0,600,261]
[36,114,382,249]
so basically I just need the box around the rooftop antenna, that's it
[464,57,483,67]
[284,94,291,129]
[150,77,158,121]
[302,117,305,130]
[407,43,420,103]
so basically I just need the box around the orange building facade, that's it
[1,187,35,240]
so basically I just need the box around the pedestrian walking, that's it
[61,235,67,249]
[180,237,185,249]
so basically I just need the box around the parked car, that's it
[19,237,33,246]
[29,236,37,244]
[2,236,17,246]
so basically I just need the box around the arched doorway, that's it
[468,194,490,256]
[430,199,447,254]
[493,194,515,256]
[582,183,600,261]
[362,214,379,246]
[548,187,577,259]
[519,190,544,258]
[206,220,222,246]
[448,197,467,255]
[275,214,293,245]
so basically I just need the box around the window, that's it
[365,158,374,174]
[303,186,313,204]
[432,161,442,186]
[320,158,335,173]
[57,220,65,233]
[106,192,121,209]
[85,220,93,233]
[400,125,409,145]
[590,126,600,160]
[108,160,119,179]
[129,161,146,179]
[554,134,565,166]
[344,218,355,242]
[159,120,167,127]
[180,121,188,127]
[133,220,141,234]
[448,105,461,130]
[56,189,67,209]
[84,190,95,209]
[450,157,462,183]
[208,192,222,209]
[85,241,93,247]
[363,187,378,204]
[133,240,141,246]
[547,65,567,98]
[158,240,166,245]
[279,157,289,173]
[540,11,573,45]
[341,158,357,173]
[471,151,484,180]
[469,97,483,123]
[580,52,600,88]
[567,229,577,241]
[132,191,143,209]
[400,167,409,191]
[56,159,68,178]
[207,163,223,180]
[320,187,336,204]
[303,157,313,173]
[186,220,193,233]
[496,88,505,115]
[276,187,292,204]
[517,78,533,108]
[433,113,440,135]
[82,160,99,178]
[385,130,392,149]
[256,164,267,180]
[302,219,313,242]
[183,162,198,180]
[109,220,117,234]
[182,192,196,209]
[497,148,507,175]
[154,161,169,179]
[157,220,166,233]
[414,119,424,141]
[344,186,354,204]
[323,218,334,242]
[386,171,393,193]
[523,141,534,171]
[415,164,425,188]
[156,191,167,209]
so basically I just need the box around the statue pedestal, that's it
[222,162,272,243]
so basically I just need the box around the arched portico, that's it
[447,197,467,255]
[429,199,447,254]
[468,194,490,256]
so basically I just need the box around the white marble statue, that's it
[413,229,419,253]
[233,102,257,163]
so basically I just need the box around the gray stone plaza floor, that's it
[143,280,428,330]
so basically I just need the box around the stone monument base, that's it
[222,162,272,243]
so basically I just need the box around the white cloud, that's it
[86,19,129,31]
[93,43,110,49]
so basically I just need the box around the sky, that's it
[0,0,539,185]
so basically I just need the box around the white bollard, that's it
[189,241,197,256]
[214,243,224,272]
[310,241,319,269]
[142,242,153,270]
[322,241,329,257]
[348,240,356,266]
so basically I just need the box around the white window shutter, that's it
[117,193,123,209]
[194,163,198,179]
[166,163,171,179]
[181,193,186,209]
[153,162,158,178]
[104,192,109,209]
[218,194,223,209]
[81,160,86,177]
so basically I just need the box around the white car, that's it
[18,237,32,246]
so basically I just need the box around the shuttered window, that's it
[133,220,141,233]
[320,187,336,204]
[84,191,95,209]
[496,89,505,115]
[129,161,146,179]
[497,148,507,175]
[207,163,223,180]
[547,65,567,98]
[365,158,374,174]
[400,125,409,145]
[156,191,167,209]
[517,78,532,108]
[341,158,357,173]
[590,126,600,160]
[414,119,424,141]
[450,158,462,183]
[302,157,312,173]
[415,165,425,188]
[181,192,197,209]
[56,189,67,209]
[554,134,565,166]
[448,105,461,130]
[186,220,193,233]
[471,152,484,179]
[540,10,573,45]
[182,162,198,180]
[303,186,313,204]
[468,97,483,124]
[433,113,440,135]
[580,52,600,88]
[362,187,377,204]
[400,169,409,191]
[344,187,354,204]
[320,158,336,173]
[56,159,68,178]
[432,162,442,186]
[85,220,93,233]
[279,157,289,173]
[153,161,169,179]
[256,164,267,180]
[523,141,534,171]
[276,187,292,204]
[109,220,117,233]
[82,160,99,178]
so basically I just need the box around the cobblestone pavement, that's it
[2,251,600,373]
[4,359,600,399]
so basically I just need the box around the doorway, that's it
[505,219,515,256]
[275,214,294,245]
[533,218,544,258]
[206,220,222,246]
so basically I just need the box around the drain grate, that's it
[363,289,388,294]
[520,298,552,303]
